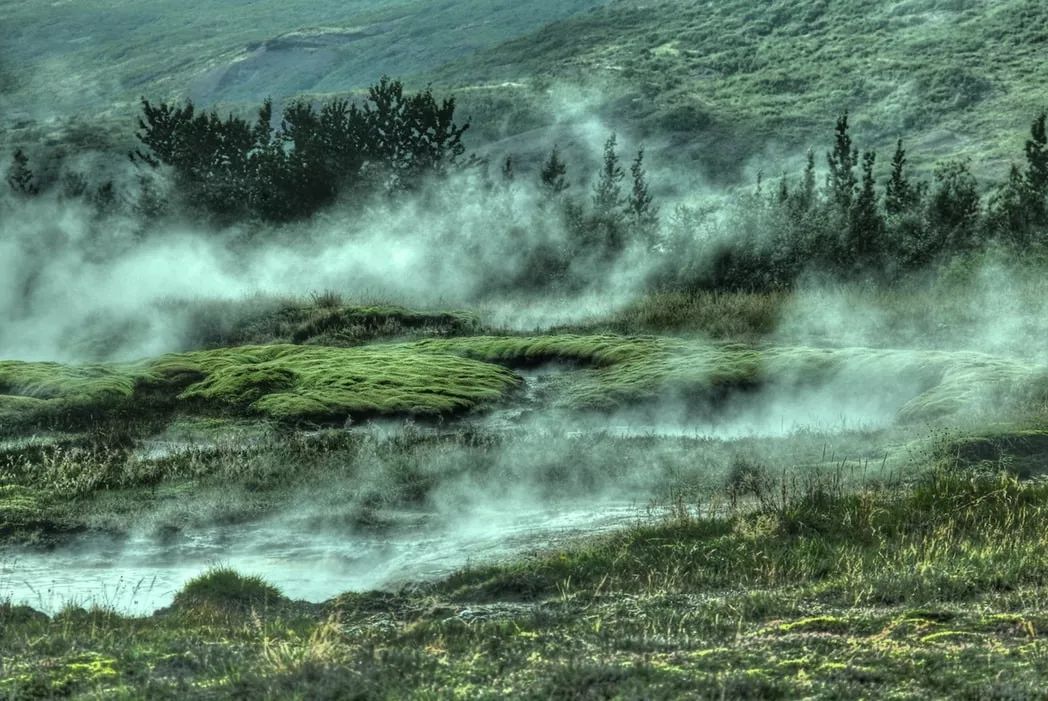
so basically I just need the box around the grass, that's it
[153,344,520,421]
[158,296,485,352]
[0,343,522,430]
[413,334,1048,419]
[3,288,1048,695]
[0,0,605,109]
[171,567,288,617]
[5,464,1048,698]
[436,0,1048,182]
[4,332,1046,430]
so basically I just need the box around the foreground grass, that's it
[4,466,1048,699]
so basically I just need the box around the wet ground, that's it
[0,365,914,615]
[1,499,648,615]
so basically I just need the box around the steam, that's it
[0,151,655,361]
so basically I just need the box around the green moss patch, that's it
[1,344,521,427]
[2,336,1045,429]
[154,344,520,421]
[414,335,1048,419]
[0,485,47,530]
[172,567,287,615]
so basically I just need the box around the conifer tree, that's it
[592,133,625,216]
[540,145,569,197]
[7,148,38,196]
[848,150,884,266]
[885,139,920,215]
[826,113,858,212]
[627,147,659,242]
[788,147,817,216]
[1024,110,1048,224]
[777,173,790,205]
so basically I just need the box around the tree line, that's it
[5,77,1048,292]
[656,110,1048,291]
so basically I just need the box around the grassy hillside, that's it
[0,0,605,114]
[436,0,1048,181]
[8,0,1047,185]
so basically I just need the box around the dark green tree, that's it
[826,113,858,212]
[885,139,921,215]
[501,155,515,183]
[540,145,569,197]
[132,78,472,222]
[846,150,885,267]
[7,148,38,196]
[592,133,625,216]
[987,164,1035,245]
[1024,110,1047,225]
[927,159,981,252]
[627,147,659,245]
[359,77,470,189]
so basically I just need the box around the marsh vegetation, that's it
[4,1,1048,697]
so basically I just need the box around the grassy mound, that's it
[0,361,145,429]
[288,305,479,345]
[2,335,1045,430]
[153,344,519,421]
[167,296,483,350]
[413,335,1048,419]
[0,344,521,429]
[940,429,1048,477]
[171,567,286,616]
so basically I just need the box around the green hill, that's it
[434,0,1048,182]
[0,0,605,112]
[4,0,1047,185]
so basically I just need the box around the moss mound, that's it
[172,568,285,613]
[413,336,1048,419]
[2,336,1045,429]
[153,344,520,421]
[0,485,46,531]
[0,344,522,428]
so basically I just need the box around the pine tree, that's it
[987,164,1033,245]
[7,148,38,196]
[848,150,884,266]
[777,173,790,205]
[1024,110,1048,224]
[826,113,858,212]
[540,145,569,197]
[928,159,981,252]
[627,147,659,243]
[788,147,817,216]
[592,133,625,216]
[885,139,919,215]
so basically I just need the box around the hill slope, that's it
[434,0,1048,181]
[0,0,606,114]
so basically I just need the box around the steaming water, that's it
[1,366,915,616]
[1,500,646,616]
[478,368,907,439]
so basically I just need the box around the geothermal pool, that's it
[1,500,647,616]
